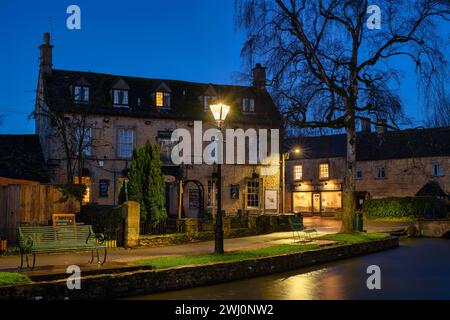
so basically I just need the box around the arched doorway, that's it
[181,180,205,219]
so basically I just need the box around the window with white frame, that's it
[118,129,134,158]
[294,165,303,181]
[319,163,329,180]
[246,180,260,208]
[203,95,215,111]
[74,86,90,103]
[376,166,386,179]
[432,163,444,177]
[75,127,92,156]
[207,180,217,208]
[155,91,171,108]
[242,98,255,113]
[113,89,129,107]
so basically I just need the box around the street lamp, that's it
[281,147,301,214]
[209,103,230,254]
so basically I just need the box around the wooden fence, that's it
[0,184,79,242]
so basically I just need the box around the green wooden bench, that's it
[18,225,106,269]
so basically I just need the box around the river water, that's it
[135,239,450,300]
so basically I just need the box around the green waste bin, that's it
[353,211,364,232]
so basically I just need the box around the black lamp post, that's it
[209,103,230,254]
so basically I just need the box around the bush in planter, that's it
[363,197,448,220]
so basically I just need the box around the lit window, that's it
[156,91,171,108]
[247,180,260,208]
[319,163,329,180]
[75,127,92,156]
[74,176,91,204]
[376,166,386,179]
[355,167,362,179]
[118,129,134,158]
[113,89,129,106]
[74,86,89,103]
[242,98,255,113]
[432,163,444,177]
[294,165,303,181]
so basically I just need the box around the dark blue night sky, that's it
[0,1,446,134]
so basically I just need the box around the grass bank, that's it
[0,272,31,287]
[318,232,389,244]
[135,244,320,269]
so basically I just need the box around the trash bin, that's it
[354,211,364,232]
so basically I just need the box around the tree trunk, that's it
[341,126,356,233]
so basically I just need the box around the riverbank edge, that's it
[0,237,399,300]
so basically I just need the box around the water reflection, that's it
[133,239,450,300]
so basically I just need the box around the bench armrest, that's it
[19,236,34,251]
[86,226,106,245]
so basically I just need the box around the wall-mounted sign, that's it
[99,179,110,198]
[52,213,76,226]
[265,190,278,210]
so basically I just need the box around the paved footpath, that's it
[0,218,411,272]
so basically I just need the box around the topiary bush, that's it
[363,197,448,220]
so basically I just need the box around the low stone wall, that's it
[0,237,399,300]
[139,215,292,247]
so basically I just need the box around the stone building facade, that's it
[285,126,450,217]
[35,33,282,218]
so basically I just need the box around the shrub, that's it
[363,197,448,220]
[78,205,123,240]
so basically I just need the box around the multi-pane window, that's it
[242,98,255,113]
[74,86,89,103]
[355,167,362,179]
[376,166,386,179]
[118,129,134,158]
[203,95,215,111]
[247,180,260,208]
[294,165,303,181]
[156,91,171,108]
[113,89,129,106]
[432,163,444,177]
[74,176,91,204]
[157,130,175,164]
[319,163,329,180]
[75,127,92,156]
[207,180,217,208]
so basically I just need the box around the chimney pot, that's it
[39,32,53,74]
[252,63,266,90]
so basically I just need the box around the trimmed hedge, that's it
[363,197,448,219]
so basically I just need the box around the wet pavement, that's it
[0,218,411,272]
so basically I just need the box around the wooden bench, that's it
[18,225,107,269]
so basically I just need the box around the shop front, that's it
[291,180,343,217]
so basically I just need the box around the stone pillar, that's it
[122,201,140,248]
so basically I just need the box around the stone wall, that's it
[415,219,450,238]
[0,237,399,300]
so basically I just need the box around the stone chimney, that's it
[252,63,266,90]
[39,32,53,74]
[376,119,387,135]
[360,118,371,133]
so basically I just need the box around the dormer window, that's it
[242,98,255,113]
[74,86,89,104]
[113,89,129,107]
[203,95,215,111]
[155,91,171,109]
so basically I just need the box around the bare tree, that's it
[33,98,93,204]
[235,0,449,232]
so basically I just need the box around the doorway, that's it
[312,193,321,214]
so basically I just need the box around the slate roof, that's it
[0,135,49,183]
[286,127,450,161]
[43,69,282,127]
